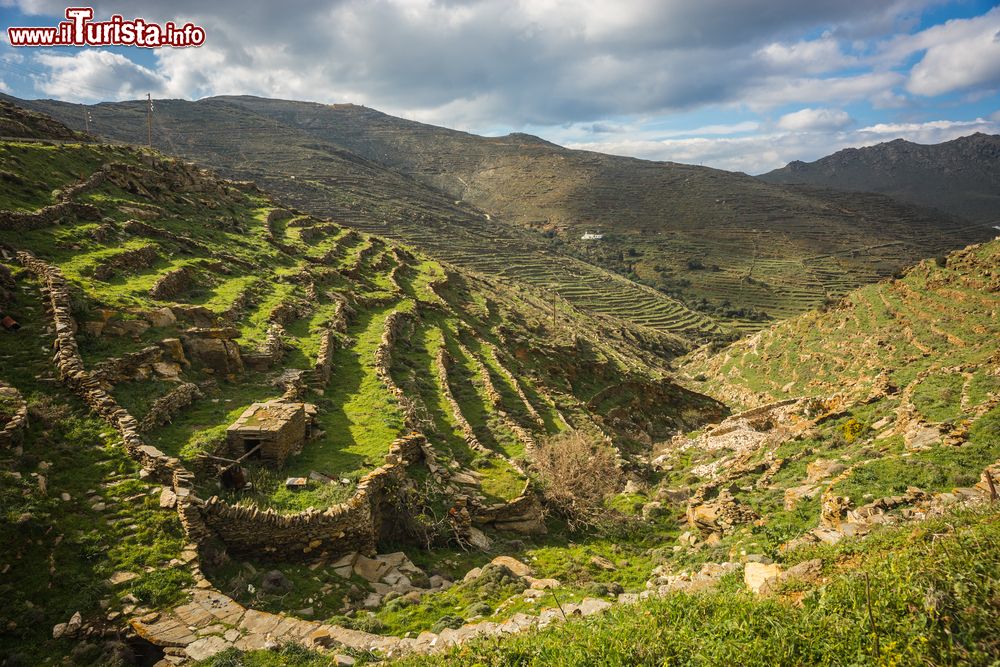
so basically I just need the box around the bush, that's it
[431,615,465,633]
[534,431,624,531]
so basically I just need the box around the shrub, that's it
[534,431,624,531]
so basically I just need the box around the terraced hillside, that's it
[14,95,993,334]
[24,94,994,333]
[1,104,998,667]
[206,244,998,665]
[5,93,724,343]
[682,238,1000,412]
[0,108,735,664]
[761,133,1000,225]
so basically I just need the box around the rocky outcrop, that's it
[90,345,163,384]
[180,328,243,378]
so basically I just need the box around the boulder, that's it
[744,562,782,594]
[490,556,533,577]
[260,570,293,595]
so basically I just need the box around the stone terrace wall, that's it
[16,251,188,483]
[200,433,427,559]
[149,266,195,300]
[92,245,159,281]
[0,383,29,448]
[139,382,202,432]
[0,201,100,231]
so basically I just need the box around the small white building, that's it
[581,232,604,241]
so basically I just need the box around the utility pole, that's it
[146,93,153,148]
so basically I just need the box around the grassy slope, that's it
[681,239,1000,410]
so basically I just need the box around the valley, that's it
[0,99,996,667]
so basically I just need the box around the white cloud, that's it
[0,78,9,93]
[0,0,954,126]
[777,107,852,131]
[566,116,1000,174]
[872,7,1000,97]
[32,50,169,102]
[756,35,853,74]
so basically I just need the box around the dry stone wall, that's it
[139,382,202,432]
[200,433,427,559]
[0,383,28,448]
[0,201,100,231]
[92,245,159,281]
[149,266,195,300]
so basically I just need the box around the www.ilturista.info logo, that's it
[7,7,206,48]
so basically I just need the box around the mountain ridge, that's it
[760,132,1000,224]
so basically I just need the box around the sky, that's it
[1,0,999,174]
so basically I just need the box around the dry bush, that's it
[534,430,623,531]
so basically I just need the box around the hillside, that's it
[10,95,993,335]
[3,94,725,344]
[203,237,1000,665]
[760,133,1000,225]
[2,104,996,666]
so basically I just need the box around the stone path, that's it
[137,565,614,664]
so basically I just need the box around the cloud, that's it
[756,35,853,75]
[1,0,947,126]
[566,116,1000,174]
[778,107,853,131]
[874,6,1000,96]
[32,50,169,102]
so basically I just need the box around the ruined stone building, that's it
[226,400,313,467]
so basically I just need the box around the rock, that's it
[159,487,177,509]
[462,567,482,582]
[107,571,138,586]
[52,623,67,639]
[81,321,105,337]
[429,575,453,590]
[783,558,823,582]
[184,636,230,662]
[784,484,820,510]
[743,554,773,565]
[806,459,847,483]
[467,527,492,550]
[104,319,150,337]
[353,554,390,582]
[159,338,188,366]
[589,555,616,571]
[152,361,183,380]
[489,556,533,577]
[334,655,356,666]
[820,492,851,529]
[180,336,243,377]
[145,307,176,328]
[641,501,666,520]
[623,480,642,494]
[744,562,782,594]
[362,592,382,609]
[66,611,82,635]
[261,570,293,595]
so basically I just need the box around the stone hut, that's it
[226,400,311,467]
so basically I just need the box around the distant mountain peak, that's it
[760,133,1000,224]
